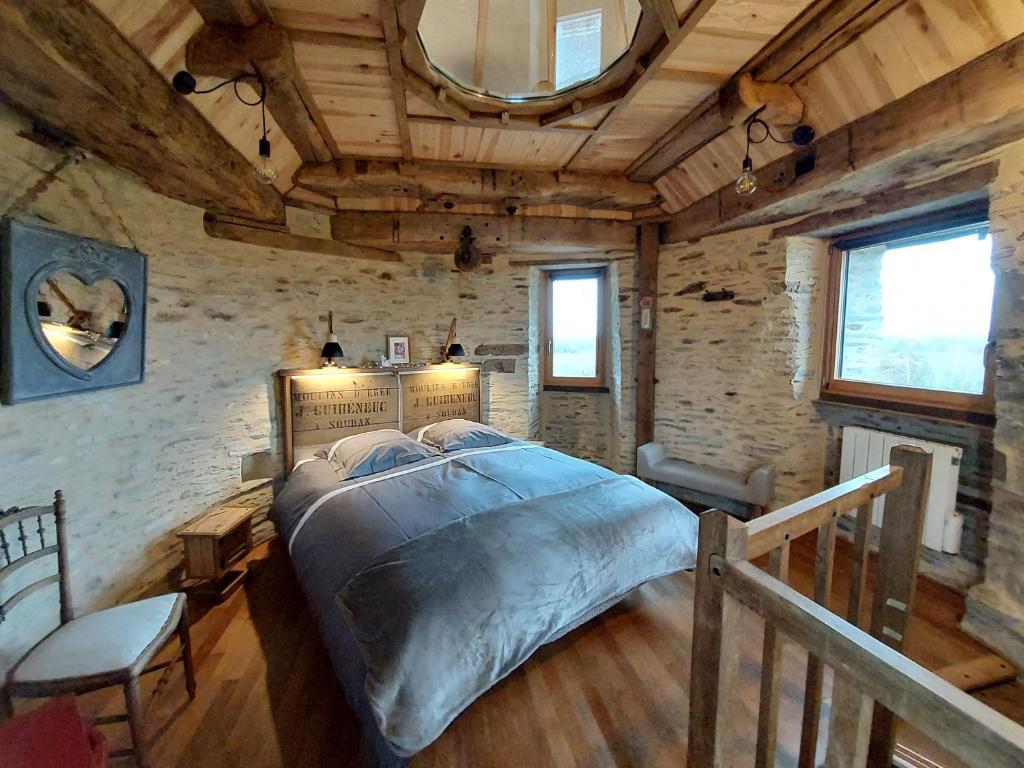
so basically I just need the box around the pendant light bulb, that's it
[253,136,278,185]
[735,156,757,196]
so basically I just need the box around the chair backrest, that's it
[0,490,71,627]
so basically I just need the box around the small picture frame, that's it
[386,335,410,365]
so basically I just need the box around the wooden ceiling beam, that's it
[0,0,283,223]
[331,211,635,253]
[628,73,801,182]
[663,33,1024,244]
[405,71,472,122]
[295,159,662,211]
[748,0,906,84]
[539,88,627,129]
[205,213,400,261]
[770,162,998,240]
[639,0,680,37]
[190,0,274,26]
[380,0,413,159]
[565,0,719,169]
[186,22,338,162]
[627,0,905,182]
[407,115,595,135]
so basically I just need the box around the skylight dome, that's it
[418,0,643,102]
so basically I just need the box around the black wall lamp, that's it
[443,318,466,362]
[736,117,815,196]
[172,69,277,185]
[320,311,344,368]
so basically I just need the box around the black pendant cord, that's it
[260,90,269,142]
[744,110,814,153]
[180,71,269,139]
[174,68,274,172]
[189,71,266,102]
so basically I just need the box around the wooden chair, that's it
[0,491,196,768]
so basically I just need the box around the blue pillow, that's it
[324,430,438,479]
[414,420,512,452]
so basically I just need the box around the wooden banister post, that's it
[798,514,838,768]
[824,501,876,767]
[687,510,748,767]
[867,445,932,767]
[755,542,790,768]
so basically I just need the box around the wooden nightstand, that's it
[178,505,254,601]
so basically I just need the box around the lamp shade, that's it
[321,335,344,361]
[446,341,466,358]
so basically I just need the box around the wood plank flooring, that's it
[60,533,1022,767]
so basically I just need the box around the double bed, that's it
[271,366,699,766]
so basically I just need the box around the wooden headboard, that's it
[279,364,482,473]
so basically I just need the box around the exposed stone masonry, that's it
[4,91,1024,675]
[655,232,829,505]
[0,103,634,672]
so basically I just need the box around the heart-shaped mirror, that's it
[36,271,128,371]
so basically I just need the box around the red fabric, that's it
[0,696,107,768]
[88,726,108,768]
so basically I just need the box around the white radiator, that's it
[838,427,963,554]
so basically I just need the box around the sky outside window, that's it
[839,230,994,394]
[551,276,599,378]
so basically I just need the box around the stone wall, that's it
[0,103,632,672]
[962,142,1024,668]
[654,231,830,506]
[652,199,998,588]
[651,140,1024,667]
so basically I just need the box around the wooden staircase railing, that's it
[688,445,1024,768]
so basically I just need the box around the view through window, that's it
[546,270,604,386]
[830,221,995,408]
[555,11,603,90]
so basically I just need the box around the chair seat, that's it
[9,593,183,685]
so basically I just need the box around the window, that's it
[555,11,602,90]
[822,215,996,415]
[543,268,607,390]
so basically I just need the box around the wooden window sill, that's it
[815,391,995,427]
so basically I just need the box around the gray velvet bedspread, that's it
[340,474,698,755]
[271,443,698,765]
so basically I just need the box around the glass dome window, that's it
[418,0,643,101]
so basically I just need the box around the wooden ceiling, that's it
[655,0,1024,212]
[14,0,1024,226]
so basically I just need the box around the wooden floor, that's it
[65,534,1023,768]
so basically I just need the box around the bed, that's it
[270,366,700,766]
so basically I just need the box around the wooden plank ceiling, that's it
[85,0,1024,220]
[569,0,816,173]
[655,0,1024,211]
